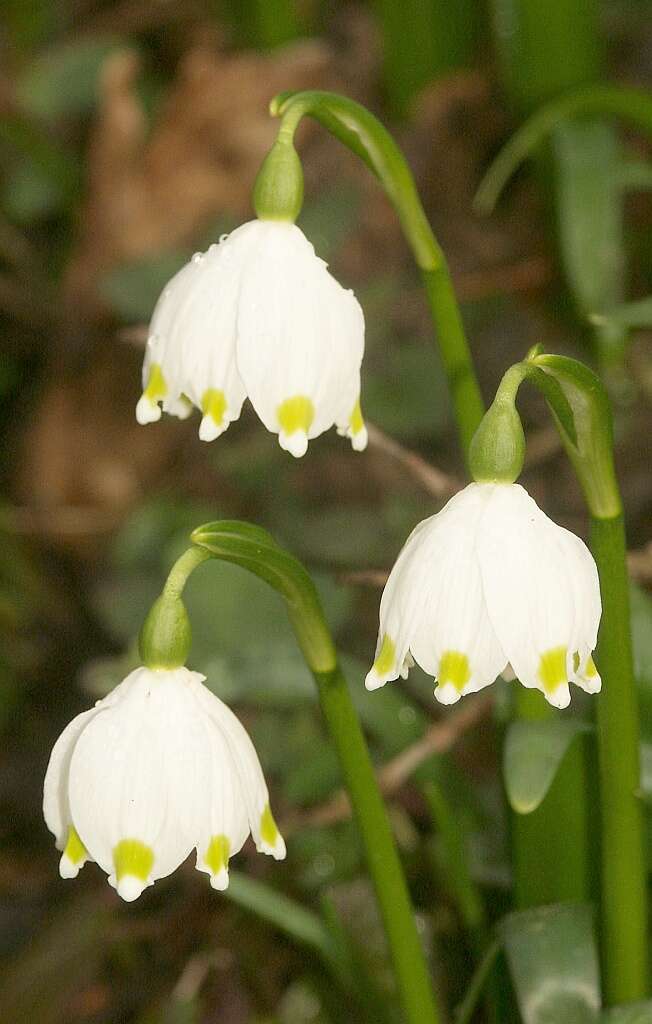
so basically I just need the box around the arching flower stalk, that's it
[44,665,285,901]
[366,482,602,709]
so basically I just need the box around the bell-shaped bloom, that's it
[366,483,602,709]
[136,220,367,457]
[43,666,285,901]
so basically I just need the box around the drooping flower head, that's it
[366,482,602,709]
[44,666,285,900]
[136,135,367,456]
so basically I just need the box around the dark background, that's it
[1,1,652,1021]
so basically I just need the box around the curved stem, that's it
[271,90,485,463]
[590,514,648,1003]
[163,546,210,599]
[188,522,442,1023]
[314,662,441,1024]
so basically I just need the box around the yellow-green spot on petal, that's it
[538,646,568,694]
[64,826,87,865]
[278,396,314,436]
[438,650,471,690]
[202,388,227,426]
[113,839,154,882]
[349,400,364,435]
[584,655,598,678]
[373,634,396,677]
[205,834,230,875]
[144,363,167,402]
[260,804,280,847]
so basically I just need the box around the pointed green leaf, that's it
[475,85,652,214]
[504,719,591,814]
[501,903,601,1024]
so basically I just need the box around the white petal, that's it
[406,486,508,702]
[366,484,506,694]
[135,394,162,425]
[235,221,364,449]
[43,706,99,849]
[193,684,285,860]
[141,239,247,433]
[68,667,210,897]
[477,484,596,707]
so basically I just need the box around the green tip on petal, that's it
[278,396,314,436]
[374,634,396,677]
[205,834,230,882]
[438,650,471,690]
[538,646,568,694]
[259,804,285,858]
[59,826,88,879]
[113,839,154,901]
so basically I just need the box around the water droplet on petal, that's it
[219,233,229,243]
[192,252,203,265]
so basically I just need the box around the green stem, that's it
[189,521,442,1022]
[421,266,485,457]
[590,513,648,1004]
[313,663,441,1024]
[162,546,210,599]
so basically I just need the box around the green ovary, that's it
[438,650,471,690]
[538,646,568,693]
[144,363,167,402]
[260,804,280,847]
[205,834,230,875]
[202,388,227,426]
[373,634,396,677]
[278,396,314,436]
[113,839,155,882]
[63,826,87,865]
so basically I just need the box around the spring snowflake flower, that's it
[43,666,285,901]
[366,482,602,709]
[136,220,367,457]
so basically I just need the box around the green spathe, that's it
[253,138,304,222]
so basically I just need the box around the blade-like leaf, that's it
[501,903,601,1024]
[504,719,591,814]
[226,872,349,985]
[475,85,652,214]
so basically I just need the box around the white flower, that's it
[43,666,285,901]
[136,220,367,457]
[365,482,602,710]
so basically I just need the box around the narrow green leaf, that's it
[504,719,591,814]
[475,85,652,214]
[226,872,345,976]
[591,295,652,331]
[552,121,624,319]
[501,903,601,1024]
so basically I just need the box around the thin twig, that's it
[283,692,492,834]
[366,421,461,498]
